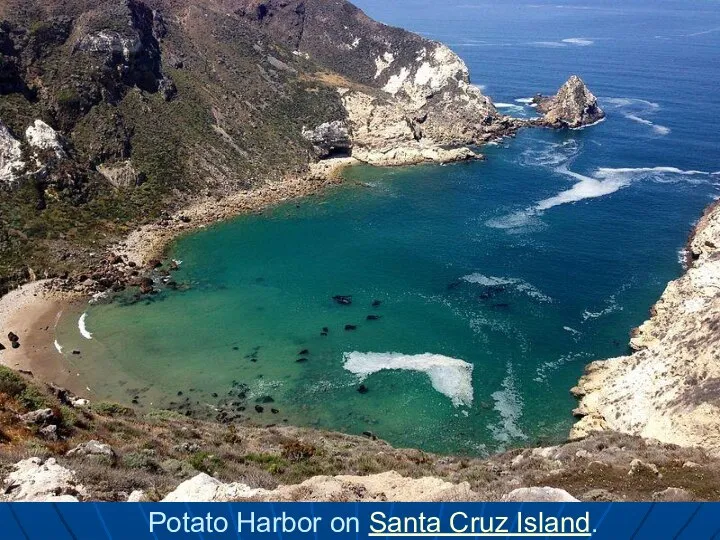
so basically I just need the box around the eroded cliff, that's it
[571,201,720,455]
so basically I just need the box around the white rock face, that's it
[0,120,24,184]
[162,473,268,502]
[1,458,87,502]
[504,487,579,502]
[25,120,66,158]
[163,471,475,502]
[98,161,142,188]
[571,202,720,455]
[127,490,149,502]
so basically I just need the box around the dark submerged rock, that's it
[332,295,353,305]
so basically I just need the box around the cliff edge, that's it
[571,201,720,455]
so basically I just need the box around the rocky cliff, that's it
[534,75,605,128]
[571,201,720,455]
[0,0,523,285]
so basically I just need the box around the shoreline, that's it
[570,198,720,454]
[0,281,84,394]
[0,158,356,394]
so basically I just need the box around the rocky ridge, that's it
[571,201,720,455]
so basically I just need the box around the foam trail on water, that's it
[514,97,535,104]
[562,37,594,46]
[78,312,93,340]
[488,363,527,444]
[535,166,715,212]
[343,352,474,407]
[626,114,671,135]
[461,273,552,302]
[54,340,63,354]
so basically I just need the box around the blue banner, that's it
[0,503,718,539]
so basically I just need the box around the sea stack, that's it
[534,75,605,128]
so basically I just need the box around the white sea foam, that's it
[531,41,567,48]
[54,340,63,354]
[514,97,535,104]
[534,352,592,384]
[342,352,474,407]
[493,136,717,229]
[582,295,622,321]
[562,37,594,46]
[570,116,606,130]
[488,363,527,444]
[495,102,525,111]
[535,166,715,212]
[563,326,582,338]
[625,114,671,135]
[603,97,671,135]
[78,312,92,340]
[461,273,552,302]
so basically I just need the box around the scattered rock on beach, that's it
[8,332,19,343]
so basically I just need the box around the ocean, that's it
[54,0,720,455]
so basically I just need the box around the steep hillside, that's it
[2,366,720,502]
[0,0,523,291]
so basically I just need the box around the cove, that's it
[54,122,719,455]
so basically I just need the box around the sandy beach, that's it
[0,280,82,390]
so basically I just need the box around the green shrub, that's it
[123,452,158,472]
[0,367,27,398]
[188,451,223,475]
[243,453,288,474]
[18,386,49,410]
[94,402,135,417]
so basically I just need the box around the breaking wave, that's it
[343,352,474,408]
[78,312,93,340]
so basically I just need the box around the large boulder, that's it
[66,440,116,461]
[534,76,605,128]
[504,486,579,502]
[162,473,267,502]
[20,408,56,426]
[1,458,87,502]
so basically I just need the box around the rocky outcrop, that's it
[571,201,720,455]
[237,0,503,165]
[1,457,87,502]
[26,120,66,159]
[66,440,116,461]
[163,471,475,502]
[97,160,144,188]
[504,487,579,503]
[0,120,24,184]
[302,121,352,158]
[534,75,605,128]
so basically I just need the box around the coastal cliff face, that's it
[236,0,504,165]
[571,201,720,454]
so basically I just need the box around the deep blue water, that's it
[56,0,720,455]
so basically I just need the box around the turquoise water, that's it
[54,0,720,455]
